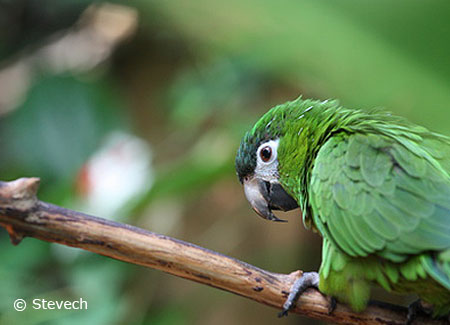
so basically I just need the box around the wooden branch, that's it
[0,178,444,325]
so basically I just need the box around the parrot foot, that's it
[406,299,432,325]
[278,271,320,317]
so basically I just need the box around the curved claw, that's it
[406,300,433,325]
[278,309,289,318]
[328,296,337,315]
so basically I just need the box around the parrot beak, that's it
[243,177,298,222]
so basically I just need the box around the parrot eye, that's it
[257,140,278,165]
[260,146,272,162]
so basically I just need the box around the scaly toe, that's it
[279,271,320,317]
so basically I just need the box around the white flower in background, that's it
[76,131,153,218]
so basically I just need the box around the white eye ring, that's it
[257,140,279,164]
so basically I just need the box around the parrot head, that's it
[235,96,344,223]
[235,99,308,222]
[235,137,299,222]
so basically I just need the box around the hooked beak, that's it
[243,176,298,222]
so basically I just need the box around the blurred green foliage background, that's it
[0,1,449,324]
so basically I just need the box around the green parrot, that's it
[235,96,450,322]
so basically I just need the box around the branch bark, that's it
[0,178,444,325]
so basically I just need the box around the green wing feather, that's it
[310,132,450,290]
